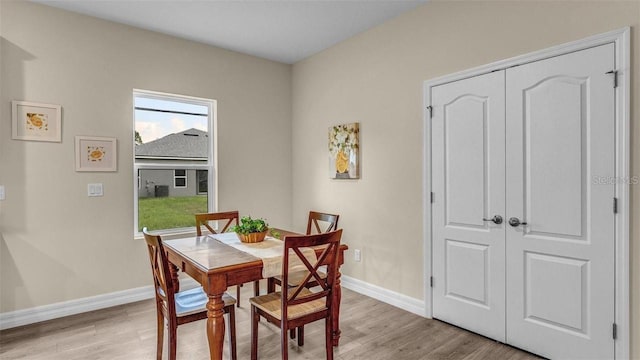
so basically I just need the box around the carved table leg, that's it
[332,270,342,346]
[206,293,226,360]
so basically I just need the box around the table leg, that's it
[332,270,342,346]
[206,293,226,360]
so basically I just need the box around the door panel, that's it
[445,239,489,306]
[432,71,506,342]
[525,252,588,333]
[505,43,615,359]
[525,77,586,239]
[445,95,488,228]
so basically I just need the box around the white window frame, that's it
[133,89,217,237]
[173,169,187,188]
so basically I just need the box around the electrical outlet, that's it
[354,249,361,262]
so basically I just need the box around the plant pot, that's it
[237,230,267,243]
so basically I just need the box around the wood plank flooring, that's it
[0,283,541,359]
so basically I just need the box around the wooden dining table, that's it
[162,228,348,360]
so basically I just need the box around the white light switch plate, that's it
[0,185,5,200]
[88,183,103,197]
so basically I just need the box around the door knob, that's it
[482,215,503,225]
[508,217,528,227]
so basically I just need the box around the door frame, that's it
[422,27,631,359]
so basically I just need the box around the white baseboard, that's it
[341,275,426,317]
[1,276,419,331]
[0,285,155,331]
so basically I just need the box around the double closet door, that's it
[431,43,615,359]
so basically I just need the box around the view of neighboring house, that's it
[135,128,209,198]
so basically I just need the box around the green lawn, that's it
[138,195,208,232]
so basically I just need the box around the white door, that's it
[505,43,615,359]
[431,43,616,359]
[431,71,506,341]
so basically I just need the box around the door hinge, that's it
[606,70,618,88]
[612,323,617,340]
[431,192,435,203]
[426,105,433,119]
[430,276,434,287]
[613,197,618,214]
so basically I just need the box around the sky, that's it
[134,97,209,143]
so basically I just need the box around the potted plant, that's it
[232,216,269,243]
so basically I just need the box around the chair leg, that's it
[251,306,259,360]
[289,328,296,339]
[254,280,260,296]
[267,277,276,293]
[325,316,333,360]
[281,323,289,360]
[227,306,237,360]
[236,284,242,308]
[297,326,304,346]
[155,309,164,360]
[168,318,177,360]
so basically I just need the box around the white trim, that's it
[341,275,426,317]
[613,27,631,360]
[423,27,630,359]
[422,81,433,319]
[0,277,202,331]
[0,286,154,331]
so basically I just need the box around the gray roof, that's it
[135,128,208,159]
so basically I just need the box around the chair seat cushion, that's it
[175,287,236,316]
[273,269,327,287]
[249,288,327,321]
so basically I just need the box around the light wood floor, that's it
[0,283,541,359]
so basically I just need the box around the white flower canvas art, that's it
[329,123,359,179]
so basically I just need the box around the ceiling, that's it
[33,0,427,64]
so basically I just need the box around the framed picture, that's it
[75,136,117,172]
[12,100,62,142]
[329,122,360,179]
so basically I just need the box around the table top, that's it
[163,228,303,275]
[164,235,262,274]
[164,228,347,281]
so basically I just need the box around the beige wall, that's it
[2,0,639,357]
[291,0,639,357]
[0,1,292,312]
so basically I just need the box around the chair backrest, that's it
[306,211,340,235]
[143,228,176,315]
[195,211,240,236]
[281,229,342,318]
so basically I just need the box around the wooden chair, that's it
[250,229,343,360]
[268,211,339,292]
[143,228,237,360]
[195,211,239,236]
[195,211,259,306]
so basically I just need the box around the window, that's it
[174,169,187,188]
[197,170,208,194]
[134,90,216,234]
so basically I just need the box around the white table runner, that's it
[209,232,317,278]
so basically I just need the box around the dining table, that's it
[162,228,348,360]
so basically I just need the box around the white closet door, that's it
[431,71,506,341]
[505,43,615,359]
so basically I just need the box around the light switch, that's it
[0,185,5,200]
[88,183,103,197]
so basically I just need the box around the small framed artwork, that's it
[12,100,62,142]
[329,122,359,179]
[75,136,117,172]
